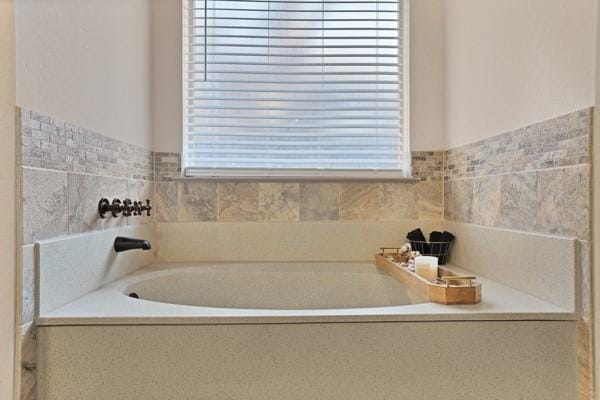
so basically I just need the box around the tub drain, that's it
[128,292,139,299]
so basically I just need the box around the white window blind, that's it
[182,0,409,176]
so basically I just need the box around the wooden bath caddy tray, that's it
[375,249,481,305]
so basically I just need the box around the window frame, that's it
[180,0,411,180]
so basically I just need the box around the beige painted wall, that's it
[151,0,182,153]
[409,0,446,151]
[151,0,447,152]
[594,2,600,397]
[445,0,597,149]
[15,0,153,149]
[0,0,16,398]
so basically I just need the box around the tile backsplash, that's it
[18,110,155,246]
[153,151,445,224]
[444,109,591,180]
[155,180,443,224]
[19,108,153,180]
[444,109,592,241]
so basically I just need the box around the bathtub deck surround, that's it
[36,262,577,399]
[36,262,572,325]
[37,225,156,316]
[443,222,578,311]
[37,321,575,400]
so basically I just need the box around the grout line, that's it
[443,162,591,182]
[442,220,587,242]
[19,165,153,183]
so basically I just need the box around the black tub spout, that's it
[114,237,152,253]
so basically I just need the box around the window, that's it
[182,0,409,178]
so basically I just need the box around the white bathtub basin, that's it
[38,261,573,326]
[125,264,426,310]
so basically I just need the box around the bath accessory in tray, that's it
[406,229,455,265]
[376,249,481,305]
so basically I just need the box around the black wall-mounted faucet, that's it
[114,237,152,253]
[99,198,152,219]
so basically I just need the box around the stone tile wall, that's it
[444,109,592,240]
[17,108,155,400]
[154,151,445,224]
[410,151,444,181]
[155,180,442,224]
[444,109,591,179]
[154,152,181,182]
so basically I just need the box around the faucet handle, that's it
[110,198,122,218]
[142,199,153,217]
[132,201,142,216]
[122,199,133,217]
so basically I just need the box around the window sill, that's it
[179,168,420,182]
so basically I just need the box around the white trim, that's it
[402,0,411,174]
[183,167,417,181]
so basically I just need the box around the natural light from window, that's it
[182,0,408,177]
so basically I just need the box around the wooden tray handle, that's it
[440,275,477,287]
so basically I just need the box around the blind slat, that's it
[193,17,398,21]
[187,140,397,146]
[188,79,398,84]
[186,106,399,110]
[189,149,400,155]
[187,96,400,102]
[193,1,399,4]
[186,133,400,138]
[188,114,399,120]
[186,158,402,165]
[186,62,399,66]
[186,53,398,58]
[199,8,399,12]
[185,25,399,30]
[187,71,399,76]
[195,34,399,39]
[187,124,400,129]
[191,44,398,49]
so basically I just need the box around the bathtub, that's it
[36,262,578,400]
[125,262,426,310]
[39,261,571,323]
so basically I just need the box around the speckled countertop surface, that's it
[37,262,575,326]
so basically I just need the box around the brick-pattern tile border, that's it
[411,151,444,181]
[18,108,154,181]
[155,152,182,181]
[444,109,592,180]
